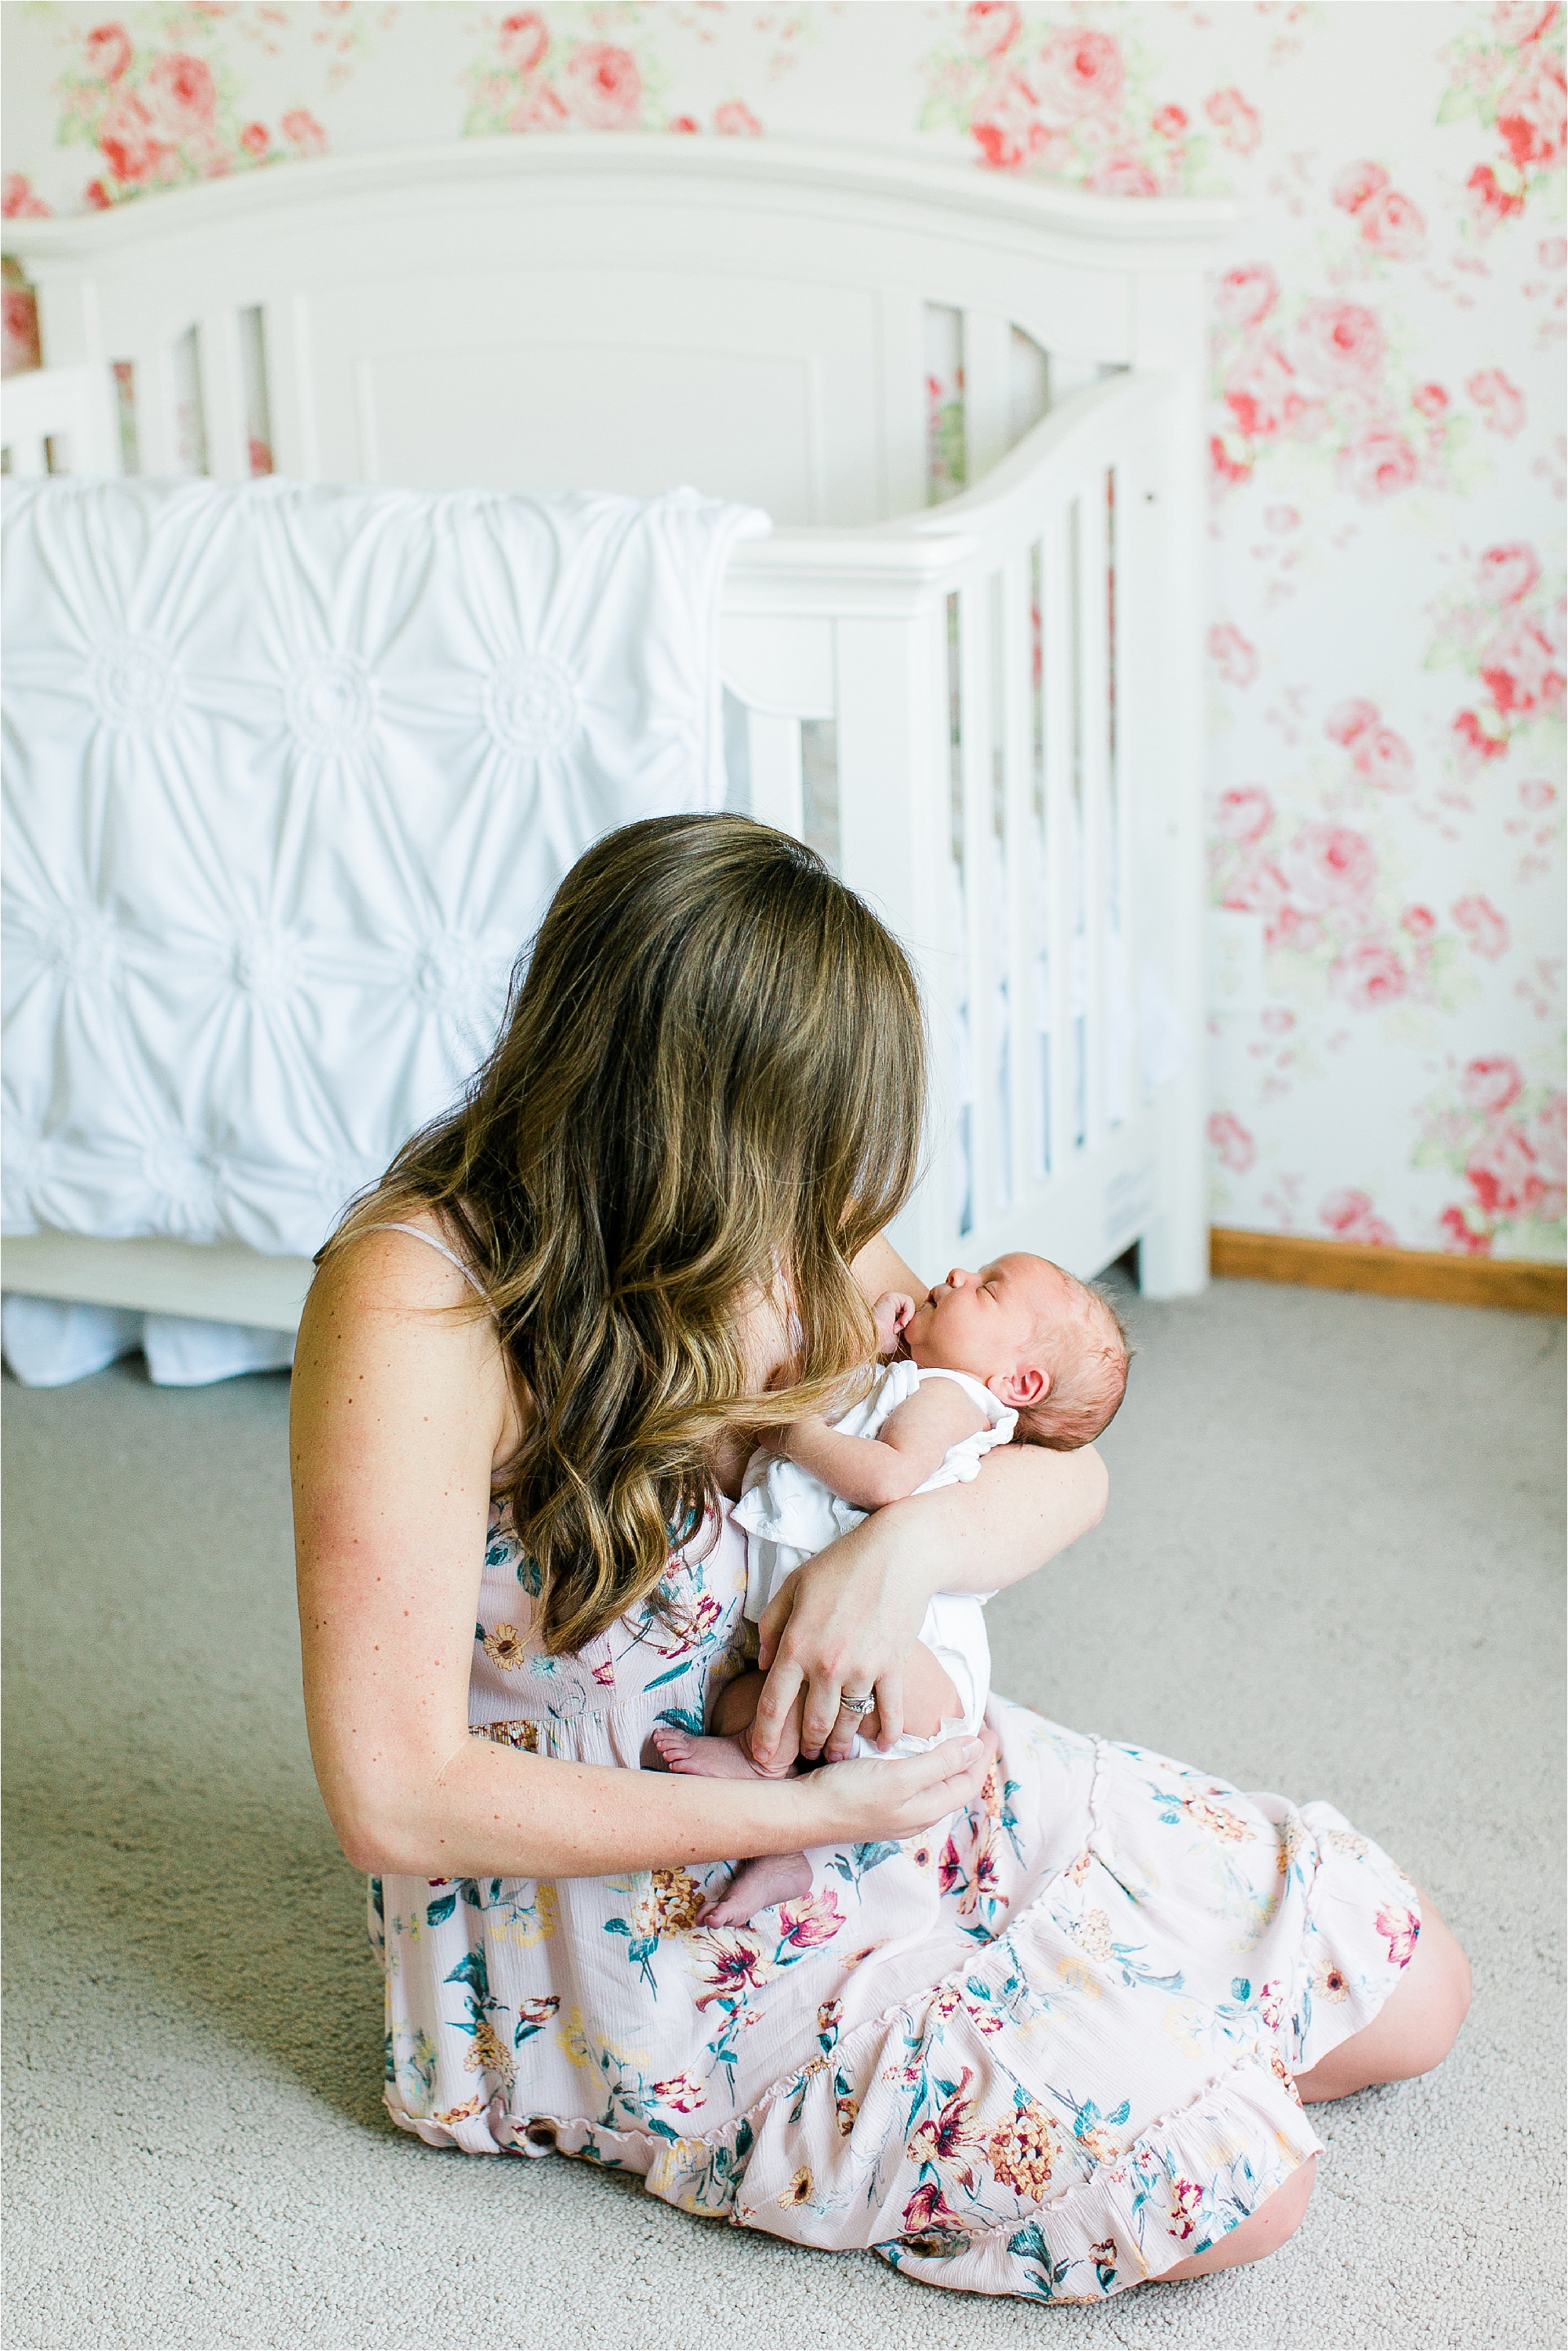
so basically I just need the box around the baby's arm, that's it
[782,1378,989,1512]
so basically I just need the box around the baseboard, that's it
[1210,1227,1566,1315]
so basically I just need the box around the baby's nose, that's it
[946,1267,970,1290]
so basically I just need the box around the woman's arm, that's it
[292,1232,987,1880]
[750,1437,1108,1769]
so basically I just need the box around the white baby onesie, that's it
[732,1359,1016,1757]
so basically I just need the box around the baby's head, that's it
[902,1253,1130,1450]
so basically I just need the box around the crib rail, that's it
[719,370,1203,1295]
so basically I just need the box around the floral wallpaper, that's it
[2,2,1563,1263]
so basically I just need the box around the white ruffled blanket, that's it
[2,476,767,1384]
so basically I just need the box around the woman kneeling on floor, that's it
[292,815,1469,2304]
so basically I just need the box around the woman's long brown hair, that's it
[324,813,925,1653]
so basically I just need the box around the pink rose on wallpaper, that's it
[1358,188,1428,260]
[1214,784,1274,840]
[1401,904,1437,937]
[1330,940,1408,1013]
[567,43,642,130]
[1293,299,1385,390]
[510,83,568,134]
[1208,624,1259,688]
[1453,894,1511,958]
[281,108,328,156]
[498,12,549,76]
[1091,153,1160,198]
[1461,1055,1525,1115]
[83,21,132,83]
[1491,3,1560,42]
[1325,698,1380,745]
[1208,1112,1256,1174]
[1468,368,1527,435]
[1286,822,1377,908]
[98,92,169,186]
[1519,777,1558,807]
[1214,262,1279,328]
[1036,27,1126,119]
[1,174,49,219]
[1497,50,1567,169]
[1530,1094,1567,1206]
[1438,1205,1493,1255]
[1350,724,1416,790]
[1413,382,1450,417]
[1465,1123,1542,1216]
[1480,614,1566,718]
[2,286,42,377]
[1152,103,1189,139]
[1338,422,1419,501]
[239,122,269,156]
[1452,709,1509,770]
[1204,87,1261,154]
[143,53,217,140]
[1224,342,1301,441]
[1332,158,1389,212]
[713,100,763,137]
[1320,1188,1397,1244]
[1210,435,1251,489]
[972,71,1051,171]
[1478,542,1541,604]
[964,2,1022,57]
[1467,163,1526,225]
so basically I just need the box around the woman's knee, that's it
[1158,2154,1316,2283]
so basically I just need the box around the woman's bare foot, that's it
[651,1724,775,1781]
[700,1849,814,1926]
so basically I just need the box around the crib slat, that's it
[1040,507,1077,1168]
[878,291,927,521]
[1079,476,1111,1154]
[262,296,319,480]
[956,578,997,1232]
[746,713,805,839]
[962,309,1011,485]
[999,547,1037,1206]
[137,345,181,477]
[198,310,249,481]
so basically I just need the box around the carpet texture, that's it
[4,1279,1563,2350]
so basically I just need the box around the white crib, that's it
[2,138,1229,1348]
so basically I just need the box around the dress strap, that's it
[361,1221,490,1303]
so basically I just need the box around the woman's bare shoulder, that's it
[297,1213,519,1463]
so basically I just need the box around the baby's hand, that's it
[871,1290,918,1358]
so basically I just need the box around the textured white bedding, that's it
[2,476,766,1283]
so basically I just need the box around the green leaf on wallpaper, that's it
[1435,87,1474,125]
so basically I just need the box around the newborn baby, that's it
[652,1253,1130,1924]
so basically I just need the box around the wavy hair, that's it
[325,813,925,1654]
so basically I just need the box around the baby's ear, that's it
[990,1365,1049,1409]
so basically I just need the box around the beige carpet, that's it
[4,1278,1563,2349]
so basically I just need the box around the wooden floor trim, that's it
[1210,1227,1566,1315]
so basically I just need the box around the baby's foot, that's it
[699,1849,814,1927]
[651,1724,769,1782]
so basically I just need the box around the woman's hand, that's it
[751,1439,1109,1768]
[789,1736,989,1850]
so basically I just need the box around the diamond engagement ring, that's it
[839,1692,877,1716]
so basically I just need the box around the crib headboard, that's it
[5,137,1228,517]
[4,141,1233,1340]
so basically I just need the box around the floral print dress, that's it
[374,1501,1421,2304]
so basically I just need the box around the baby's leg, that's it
[649,1671,802,1782]
[897,1640,963,1741]
[651,1674,813,1925]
